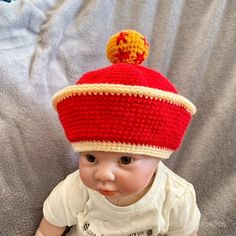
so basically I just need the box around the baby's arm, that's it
[189,232,198,236]
[188,224,199,236]
[35,217,66,236]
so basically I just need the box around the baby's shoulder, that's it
[59,170,89,208]
[63,170,86,191]
[53,169,89,203]
[159,162,195,199]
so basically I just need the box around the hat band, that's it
[56,91,192,153]
[72,141,173,159]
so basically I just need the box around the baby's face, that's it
[79,151,159,200]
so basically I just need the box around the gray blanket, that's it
[0,0,235,235]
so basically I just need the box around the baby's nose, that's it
[94,164,115,182]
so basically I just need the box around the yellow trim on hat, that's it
[71,141,173,159]
[52,84,196,114]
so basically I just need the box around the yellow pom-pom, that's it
[106,30,149,65]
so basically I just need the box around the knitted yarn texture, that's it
[52,30,196,159]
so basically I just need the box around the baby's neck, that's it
[106,173,155,207]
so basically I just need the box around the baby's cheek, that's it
[118,174,149,194]
[79,168,94,189]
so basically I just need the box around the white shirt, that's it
[43,161,201,236]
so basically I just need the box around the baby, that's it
[36,30,201,236]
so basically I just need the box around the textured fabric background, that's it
[0,0,235,235]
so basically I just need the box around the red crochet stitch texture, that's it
[57,94,191,151]
[77,63,178,93]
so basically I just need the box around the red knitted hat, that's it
[52,30,196,159]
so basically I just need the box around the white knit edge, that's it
[52,84,196,114]
[71,141,173,159]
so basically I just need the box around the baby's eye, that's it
[86,154,96,163]
[119,156,134,165]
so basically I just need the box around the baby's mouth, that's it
[98,189,117,196]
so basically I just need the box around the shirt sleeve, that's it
[43,170,88,227]
[167,184,201,236]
